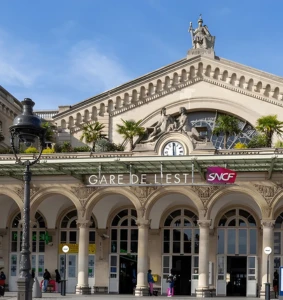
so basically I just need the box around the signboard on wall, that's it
[58,243,96,254]
[206,167,237,184]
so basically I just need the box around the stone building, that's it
[1,16,283,298]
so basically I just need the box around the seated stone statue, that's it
[175,107,206,142]
[189,15,215,50]
[144,107,175,142]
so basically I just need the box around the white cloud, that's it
[66,40,131,91]
[0,26,131,109]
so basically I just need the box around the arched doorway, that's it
[216,208,258,297]
[109,208,138,294]
[9,212,46,291]
[59,210,96,293]
[161,208,199,296]
[273,212,283,274]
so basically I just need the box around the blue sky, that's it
[0,0,283,110]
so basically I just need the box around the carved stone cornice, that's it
[76,220,92,228]
[197,220,211,228]
[261,220,275,229]
[136,218,151,229]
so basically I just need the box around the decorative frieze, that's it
[130,186,158,201]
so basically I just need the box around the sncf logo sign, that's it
[206,167,237,184]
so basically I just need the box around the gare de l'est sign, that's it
[87,166,237,186]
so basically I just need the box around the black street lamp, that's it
[9,98,45,300]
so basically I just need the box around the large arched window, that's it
[273,212,283,271]
[110,208,138,254]
[10,212,46,280]
[217,209,257,255]
[59,210,96,244]
[162,209,199,254]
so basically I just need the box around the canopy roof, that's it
[0,149,282,181]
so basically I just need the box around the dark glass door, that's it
[172,256,191,295]
[226,256,247,297]
[119,255,137,294]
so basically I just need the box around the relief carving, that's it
[136,218,150,228]
[71,185,97,217]
[14,184,40,202]
[253,183,282,205]
[191,185,221,208]
[261,220,275,229]
[197,220,211,228]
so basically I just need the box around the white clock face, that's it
[163,141,184,156]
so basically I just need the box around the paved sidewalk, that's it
[0,292,273,300]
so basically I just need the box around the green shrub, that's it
[42,148,55,154]
[61,142,73,153]
[73,146,91,152]
[24,147,38,153]
[247,134,267,148]
[275,140,283,148]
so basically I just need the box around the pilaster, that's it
[196,220,211,298]
[135,218,150,296]
[260,220,275,299]
[76,220,92,295]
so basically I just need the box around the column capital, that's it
[136,218,150,228]
[197,220,211,228]
[261,219,275,229]
[76,219,92,228]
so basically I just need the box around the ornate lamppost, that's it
[9,98,45,300]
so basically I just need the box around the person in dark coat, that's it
[55,269,61,292]
[42,269,51,292]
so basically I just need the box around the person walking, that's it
[147,269,155,296]
[42,269,51,292]
[166,270,176,297]
[55,269,61,292]
[0,271,6,297]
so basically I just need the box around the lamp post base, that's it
[17,277,33,300]
[265,283,270,300]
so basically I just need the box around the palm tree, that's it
[212,114,241,149]
[116,119,145,150]
[41,122,58,143]
[80,122,105,151]
[256,115,283,147]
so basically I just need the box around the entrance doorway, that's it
[226,256,247,297]
[119,255,137,294]
[172,256,191,295]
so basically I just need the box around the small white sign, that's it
[62,245,70,253]
[264,246,272,255]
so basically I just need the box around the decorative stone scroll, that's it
[261,220,275,229]
[197,220,211,228]
[136,218,151,229]
[76,220,92,228]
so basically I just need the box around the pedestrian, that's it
[42,269,51,292]
[147,269,155,296]
[31,270,35,280]
[166,270,176,297]
[0,272,5,283]
[0,271,5,297]
[55,269,61,292]
[273,276,278,299]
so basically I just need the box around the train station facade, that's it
[1,16,283,298]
